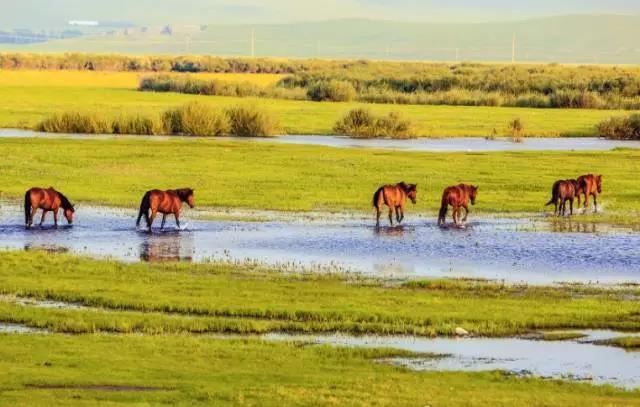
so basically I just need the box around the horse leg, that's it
[388,207,394,226]
[174,212,181,229]
[160,214,167,230]
[399,204,405,223]
[593,194,598,213]
[395,206,401,223]
[452,206,459,226]
[29,207,38,228]
[39,210,47,226]
[148,209,158,230]
[53,209,58,227]
[375,207,381,227]
[461,205,469,223]
[569,198,574,216]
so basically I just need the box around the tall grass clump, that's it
[508,117,525,143]
[112,114,159,135]
[333,108,416,139]
[226,105,279,137]
[307,80,357,102]
[36,112,111,134]
[162,102,229,137]
[597,114,640,140]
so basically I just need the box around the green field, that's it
[0,137,638,219]
[0,70,628,136]
[1,251,639,405]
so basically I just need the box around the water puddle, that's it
[264,331,640,389]
[3,129,640,152]
[0,295,87,310]
[1,202,640,284]
[0,323,47,334]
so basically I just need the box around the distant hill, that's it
[3,15,640,64]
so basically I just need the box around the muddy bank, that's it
[1,202,640,284]
[3,129,640,152]
[265,331,640,389]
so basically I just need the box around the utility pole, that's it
[250,28,255,58]
[511,33,516,64]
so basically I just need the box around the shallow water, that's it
[264,331,640,389]
[1,202,640,284]
[3,129,640,152]
[0,323,46,334]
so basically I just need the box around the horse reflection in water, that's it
[139,233,195,262]
[374,224,410,237]
[550,219,599,234]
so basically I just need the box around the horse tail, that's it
[24,190,31,226]
[545,183,558,206]
[136,191,151,227]
[438,192,448,225]
[372,187,383,210]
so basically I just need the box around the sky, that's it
[2,0,640,27]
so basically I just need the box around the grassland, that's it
[0,250,639,405]
[1,251,640,337]
[0,137,639,217]
[0,70,627,136]
[3,335,639,406]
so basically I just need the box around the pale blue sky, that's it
[2,0,639,27]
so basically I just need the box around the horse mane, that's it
[56,190,74,211]
[174,188,193,201]
[397,182,415,192]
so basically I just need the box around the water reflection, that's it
[139,232,195,262]
[549,220,599,234]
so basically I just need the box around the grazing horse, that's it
[577,174,603,212]
[24,187,75,229]
[438,184,478,227]
[545,179,580,216]
[136,188,195,230]
[373,182,417,226]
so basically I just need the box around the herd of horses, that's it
[23,174,602,230]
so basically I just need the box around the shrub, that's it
[36,112,111,134]
[307,80,357,102]
[597,114,640,140]
[226,105,279,137]
[508,117,525,142]
[161,102,229,137]
[112,115,158,135]
[333,108,416,139]
[333,108,376,138]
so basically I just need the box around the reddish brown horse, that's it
[545,179,581,216]
[136,188,195,230]
[438,184,478,227]
[373,182,417,226]
[577,174,603,212]
[24,187,75,229]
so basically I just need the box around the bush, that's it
[162,102,229,137]
[307,80,357,102]
[226,105,279,137]
[112,115,158,135]
[597,114,640,140]
[333,108,416,139]
[36,112,111,134]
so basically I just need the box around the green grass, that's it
[0,75,630,136]
[1,251,640,337]
[2,334,639,406]
[0,137,639,217]
[594,337,640,350]
[539,332,588,341]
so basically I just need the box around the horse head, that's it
[177,188,195,208]
[596,175,603,194]
[470,185,479,205]
[405,183,417,204]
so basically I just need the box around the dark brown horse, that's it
[577,174,603,212]
[373,182,417,226]
[545,179,580,216]
[24,187,75,229]
[136,188,195,230]
[438,184,478,227]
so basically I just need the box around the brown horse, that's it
[577,174,603,212]
[438,184,478,227]
[373,182,417,226]
[136,188,195,230]
[545,179,580,216]
[24,187,75,229]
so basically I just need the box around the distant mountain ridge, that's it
[3,15,640,64]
